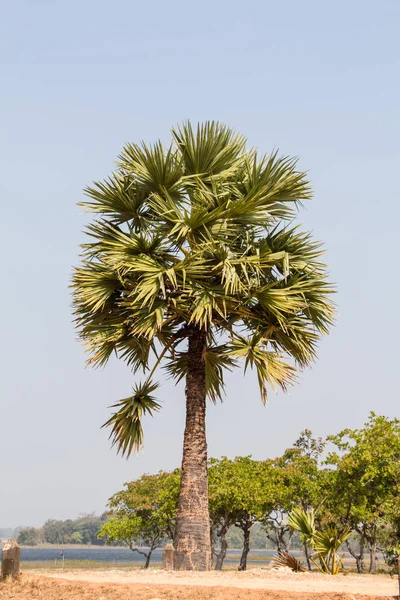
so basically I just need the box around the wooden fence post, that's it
[163,543,174,570]
[1,540,20,581]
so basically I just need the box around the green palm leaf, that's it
[288,506,315,539]
[103,380,161,456]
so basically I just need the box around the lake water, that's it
[0,546,275,565]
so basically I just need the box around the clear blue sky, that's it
[1,0,399,528]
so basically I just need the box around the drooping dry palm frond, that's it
[271,551,306,572]
[72,121,335,454]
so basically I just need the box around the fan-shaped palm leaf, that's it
[103,380,161,457]
[288,506,316,540]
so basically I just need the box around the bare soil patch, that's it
[0,569,396,600]
[0,574,396,600]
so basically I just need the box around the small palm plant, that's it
[72,121,334,570]
[288,507,351,574]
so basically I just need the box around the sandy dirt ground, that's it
[0,573,397,600]
[0,568,394,599]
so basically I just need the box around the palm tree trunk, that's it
[173,327,211,571]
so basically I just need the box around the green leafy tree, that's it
[208,457,262,570]
[379,498,400,567]
[264,430,326,569]
[72,121,334,569]
[209,457,270,571]
[208,457,239,570]
[99,470,180,568]
[325,413,400,573]
[16,527,41,546]
[111,470,180,541]
[70,531,83,544]
[99,515,161,568]
[234,463,269,572]
[42,520,65,544]
[74,513,108,545]
[208,457,274,570]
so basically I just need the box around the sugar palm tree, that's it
[72,122,334,570]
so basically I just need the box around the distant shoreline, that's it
[2,543,268,552]
[1,543,129,550]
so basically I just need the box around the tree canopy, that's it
[98,470,180,568]
[72,121,334,455]
[324,413,400,573]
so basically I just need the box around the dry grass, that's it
[0,574,395,600]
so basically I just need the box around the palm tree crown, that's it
[72,121,334,455]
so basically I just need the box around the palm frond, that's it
[312,525,351,557]
[265,226,326,274]
[271,551,306,572]
[288,507,316,539]
[227,335,297,404]
[103,380,161,456]
[72,120,335,452]
[81,172,151,227]
[118,141,183,195]
[172,121,246,178]
[72,261,121,314]
[164,345,237,403]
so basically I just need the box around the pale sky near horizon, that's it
[1,0,399,528]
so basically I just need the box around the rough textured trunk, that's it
[238,523,251,571]
[214,526,228,570]
[173,328,211,571]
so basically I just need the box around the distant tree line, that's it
[16,513,108,546]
